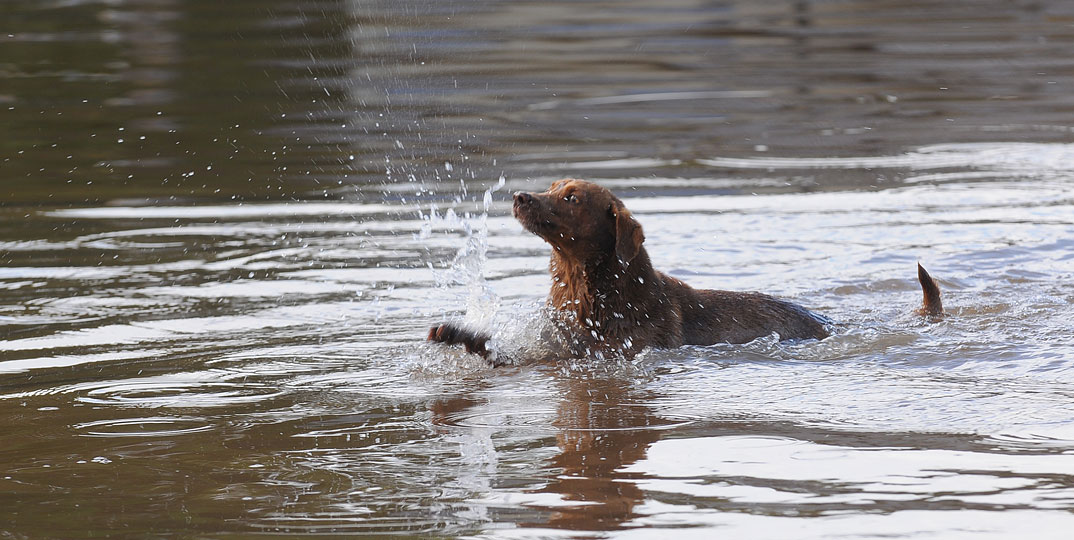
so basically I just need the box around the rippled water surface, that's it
[3,1,1074,538]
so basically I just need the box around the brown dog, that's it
[430,179,942,362]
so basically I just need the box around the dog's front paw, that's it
[428,323,491,359]
[428,322,463,344]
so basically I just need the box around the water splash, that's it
[432,177,509,330]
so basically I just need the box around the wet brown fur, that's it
[430,179,943,361]
[916,263,944,319]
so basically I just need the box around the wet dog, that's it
[430,179,942,362]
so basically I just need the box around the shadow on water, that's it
[2,0,1074,538]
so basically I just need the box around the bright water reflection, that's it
[3,0,1074,538]
[3,167,1074,536]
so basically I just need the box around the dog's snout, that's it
[514,192,534,206]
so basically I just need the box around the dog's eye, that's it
[566,194,580,204]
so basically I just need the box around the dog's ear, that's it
[612,203,644,264]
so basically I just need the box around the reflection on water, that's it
[3,0,1074,538]
[4,178,1073,536]
[5,0,1074,203]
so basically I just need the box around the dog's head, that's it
[513,179,644,265]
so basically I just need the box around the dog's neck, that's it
[547,247,658,328]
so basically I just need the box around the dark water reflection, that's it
[3,0,1074,538]
[5,0,1074,204]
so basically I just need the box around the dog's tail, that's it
[916,263,943,318]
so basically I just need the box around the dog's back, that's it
[654,274,829,347]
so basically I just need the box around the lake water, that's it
[2,0,1074,537]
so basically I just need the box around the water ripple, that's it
[75,380,286,408]
[73,417,215,438]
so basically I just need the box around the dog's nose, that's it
[514,192,534,205]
